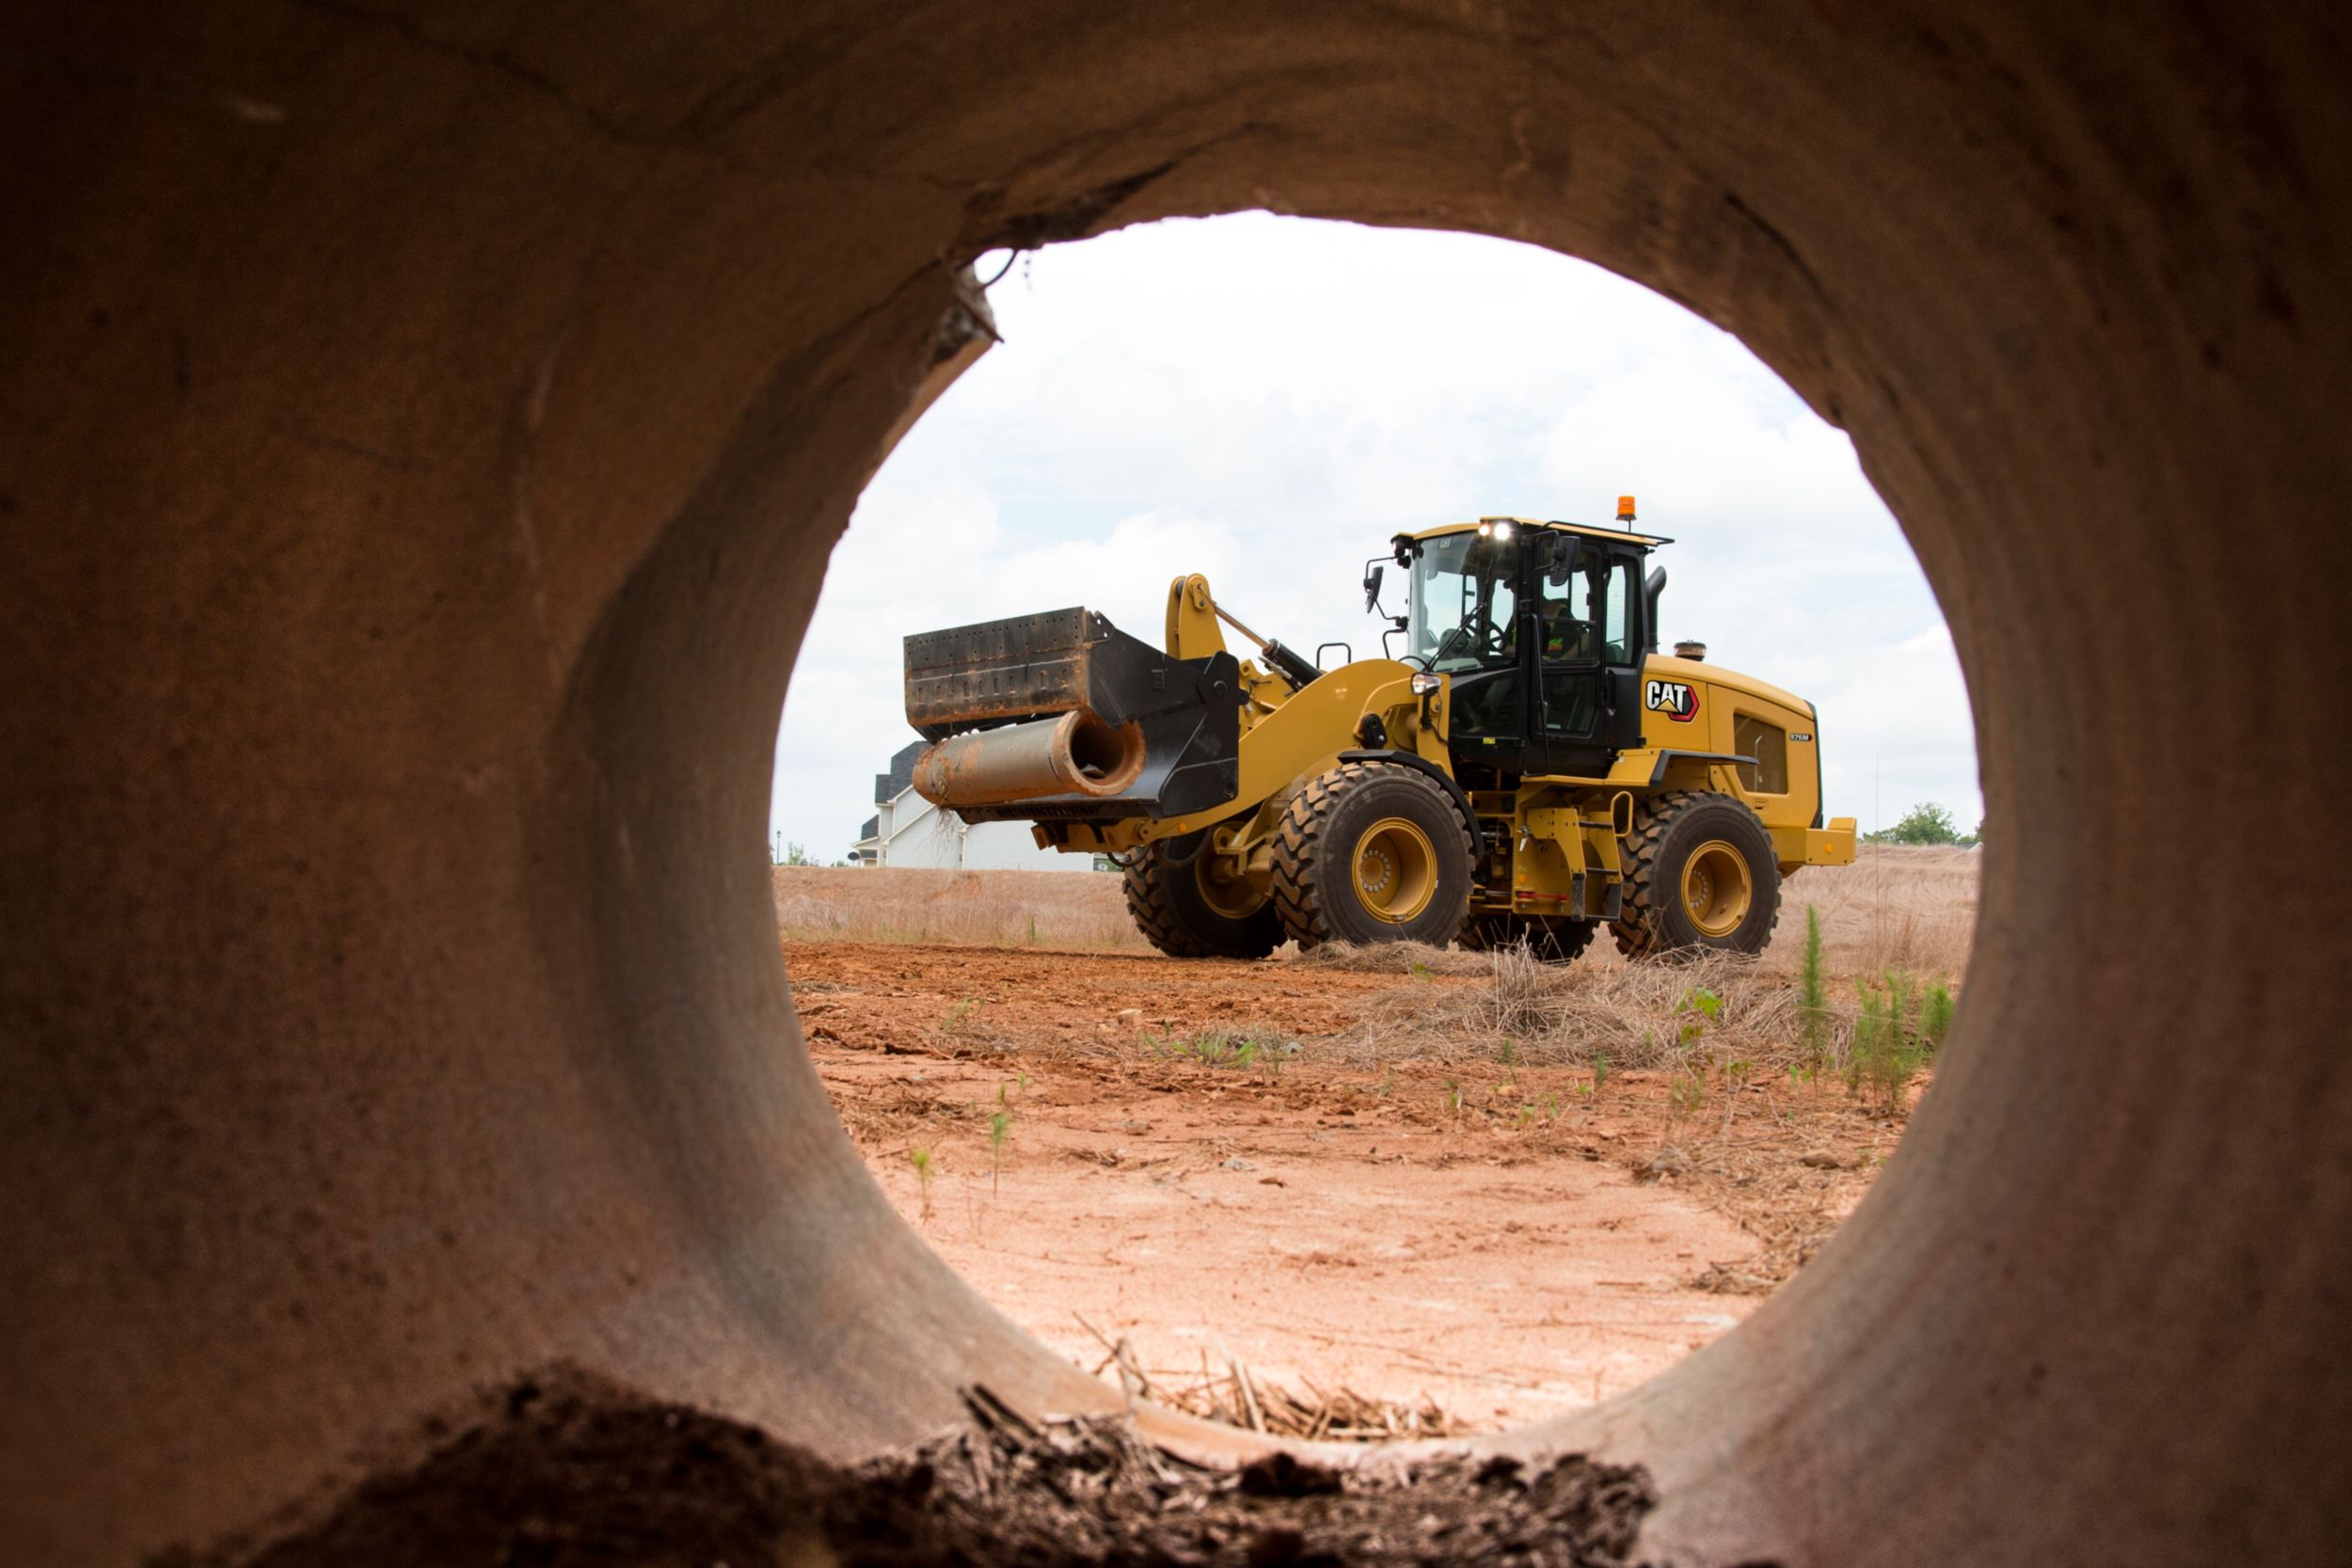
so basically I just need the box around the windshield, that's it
[1406,532,1519,672]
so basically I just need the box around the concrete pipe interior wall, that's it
[5,3,2348,1562]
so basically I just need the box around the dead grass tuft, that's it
[1291,940,1487,976]
[1341,948,1803,1071]
[1077,1318,1460,1442]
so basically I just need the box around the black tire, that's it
[1121,830,1284,959]
[1613,789,1783,959]
[1269,763,1474,949]
[1460,913,1600,965]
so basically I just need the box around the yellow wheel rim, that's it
[1680,838,1753,938]
[1353,816,1438,924]
[1194,851,1264,919]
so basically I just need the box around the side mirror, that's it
[1361,562,1385,614]
[1543,533,1579,588]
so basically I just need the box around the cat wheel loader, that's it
[901,503,1858,961]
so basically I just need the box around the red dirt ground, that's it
[792,941,1905,1432]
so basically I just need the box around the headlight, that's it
[1409,673,1442,696]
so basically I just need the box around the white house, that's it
[849,739,1094,871]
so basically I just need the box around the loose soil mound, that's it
[199,1371,1660,1568]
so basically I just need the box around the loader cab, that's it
[1392,517,1659,784]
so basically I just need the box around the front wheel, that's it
[1269,763,1474,949]
[1612,790,1783,959]
[1122,830,1284,959]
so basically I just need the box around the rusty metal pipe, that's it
[911,709,1146,807]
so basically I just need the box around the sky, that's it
[769,214,1979,861]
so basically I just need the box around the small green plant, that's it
[1517,1103,1536,1128]
[1407,959,1435,981]
[1376,1068,1397,1097]
[1026,914,1039,945]
[1441,1077,1462,1122]
[1669,1067,1706,1121]
[1233,1039,1260,1069]
[1919,980,1956,1053]
[909,1147,934,1224]
[1885,969,1915,1045]
[1664,989,1718,1123]
[1591,1049,1612,1100]
[1847,977,1926,1116]
[1543,1092,1562,1122]
[944,996,977,1030]
[987,1111,1010,1193]
[1675,985,1723,1045]
[1799,904,1829,1062]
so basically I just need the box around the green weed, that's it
[1919,980,1956,1053]
[1800,904,1829,1063]
[909,1147,934,1223]
[1847,978,1925,1116]
[987,1111,1010,1193]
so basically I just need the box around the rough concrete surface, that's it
[3,3,2348,1564]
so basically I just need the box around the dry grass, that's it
[1762,845,1978,978]
[1077,1317,1462,1442]
[774,864,1145,950]
[775,844,1978,974]
[1333,948,1806,1070]
[1293,939,1489,976]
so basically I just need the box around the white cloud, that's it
[770,215,1979,860]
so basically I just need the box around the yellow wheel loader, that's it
[902,504,1857,961]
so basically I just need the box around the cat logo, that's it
[1645,679,1699,722]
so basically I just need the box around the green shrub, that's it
[1919,980,1956,1053]
[1799,905,1829,1062]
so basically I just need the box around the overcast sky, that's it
[769,214,1979,861]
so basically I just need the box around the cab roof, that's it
[1405,515,1675,548]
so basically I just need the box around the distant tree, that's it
[782,840,812,866]
[1867,801,1968,847]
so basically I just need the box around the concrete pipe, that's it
[3,2,2347,1564]
[912,711,1149,809]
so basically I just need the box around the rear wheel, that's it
[1460,913,1599,965]
[1613,790,1783,958]
[1122,830,1284,959]
[1270,763,1474,949]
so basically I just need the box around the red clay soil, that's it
[795,942,1903,1431]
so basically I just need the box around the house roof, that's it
[874,738,927,804]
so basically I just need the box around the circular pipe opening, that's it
[8,8,2347,1566]
[1060,709,1148,795]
